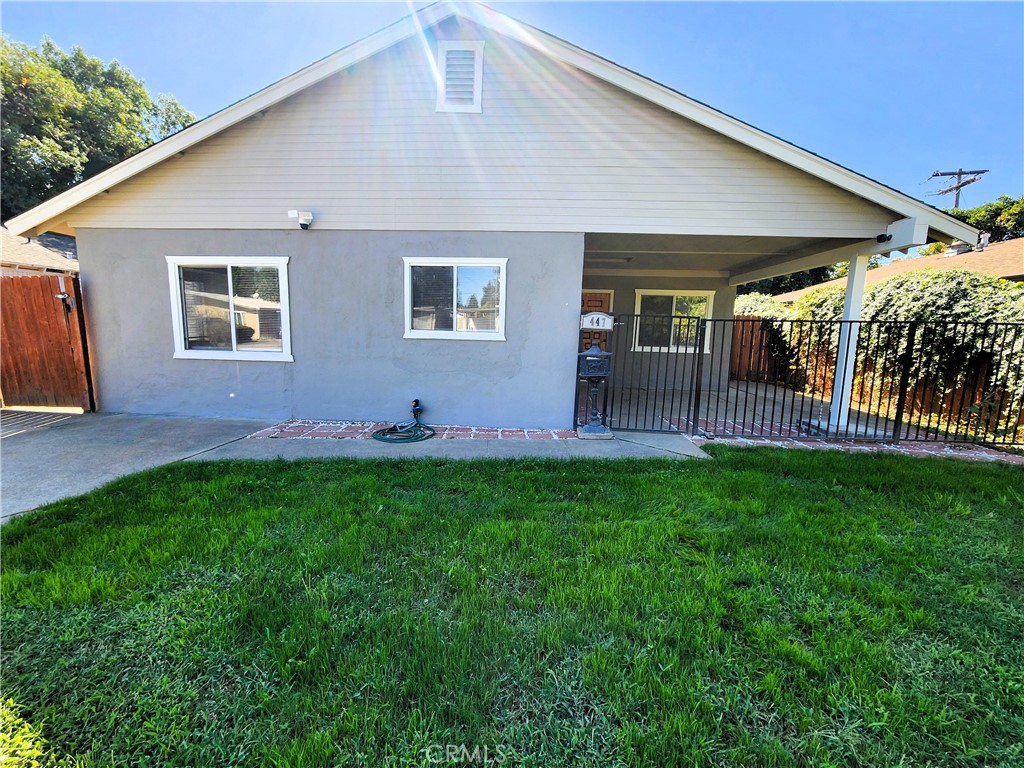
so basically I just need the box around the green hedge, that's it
[737,270,1024,441]
[786,269,1024,324]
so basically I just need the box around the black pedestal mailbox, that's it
[578,342,612,378]
[578,342,613,437]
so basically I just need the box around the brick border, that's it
[249,419,577,440]
[690,435,1024,465]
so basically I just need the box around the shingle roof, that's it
[1,226,78,273]
[774,237,1024,304]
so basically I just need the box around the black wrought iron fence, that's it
[575,315,1024,445]
[699,318,1024,445]
[575,314,703,432]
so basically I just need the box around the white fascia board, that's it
[583,268,730,279]
[729,241,878,287]
[728,217,929,286]
[463,5,979,246]
[5,2,457,236]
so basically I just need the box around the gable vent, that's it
[436,41,483,113]
[445,49,476,104]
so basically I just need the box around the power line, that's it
[929,168,989,208]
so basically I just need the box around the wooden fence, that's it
[1,275,95,410]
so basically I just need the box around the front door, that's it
[580,291,612,351]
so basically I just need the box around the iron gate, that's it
[575,313,703,432]
[575,315,1024,445]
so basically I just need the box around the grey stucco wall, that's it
[581,274,736,390]
[77,229,585,428]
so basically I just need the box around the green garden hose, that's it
[371,417,436,443]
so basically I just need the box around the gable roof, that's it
[774,236,1024,304]
[1,226,78,273]
[5,2,978,244]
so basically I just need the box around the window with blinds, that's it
[404,257,507,341]
[165,256,292,361]
[436,42,484,113]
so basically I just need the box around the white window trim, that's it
[403,256,507,341]
[436,41,484,113]
[165,255,293,362]
[632,289,715,353]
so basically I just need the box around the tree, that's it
[914,241,946,257]
[828,254,883,279]
[948,195,1024,242]
[480,279,499,308]
[1,36,195,220]
[918,195,1024,255]
[737,266,832,297]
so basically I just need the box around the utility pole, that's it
[930,168,989,208]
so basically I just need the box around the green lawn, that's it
[2,447,1022,767]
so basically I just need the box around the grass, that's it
[2,446,1022,767]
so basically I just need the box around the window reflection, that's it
[179,266,282,352]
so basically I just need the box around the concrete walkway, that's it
[197,430,709,462]
[1,413,707,521]
[1,412,272,521]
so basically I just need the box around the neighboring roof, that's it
[774,237,1024,304]
[0,226,78,273]
[4,2,978,245]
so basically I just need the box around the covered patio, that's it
[577,310,1024,446]
[573,209,1017,445]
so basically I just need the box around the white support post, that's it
[828,253,870,433]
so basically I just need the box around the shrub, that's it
[862,269,1024,324]
[0,699,71,767]
[733,292,788,319]
[739,269,1024,440]
[787,284,845,321]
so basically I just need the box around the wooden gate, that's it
[1,275,95,410]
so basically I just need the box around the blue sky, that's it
[3,2,1022,210]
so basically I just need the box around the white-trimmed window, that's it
[404,257,506,341]
[165,256,292,361]
[436,41,484,113]
[633,290,714,352]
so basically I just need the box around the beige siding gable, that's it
[69,19,895,237]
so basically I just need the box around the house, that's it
[4,2,977,429]
[1,226,78,276]
[774,236,1024,304]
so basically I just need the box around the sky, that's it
[2,1,1022,211]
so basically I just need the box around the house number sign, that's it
[580,312,614,331]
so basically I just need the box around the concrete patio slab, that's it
[1,413,272,521]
